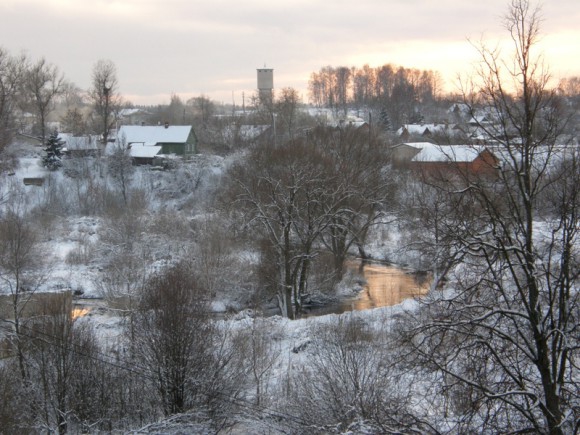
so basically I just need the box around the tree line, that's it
[308,64,442,125]
[0,51,121,155]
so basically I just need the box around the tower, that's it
[257,67,274,103]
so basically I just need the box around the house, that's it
[128,144,162,166]
[448,102,470,116]
[59,134,100,158]
[396,123,463,141]
[118,108,151,126]
[0,291,72,358]
[391,142,435,166]
[117,124,197,156]
[391,142,499,179]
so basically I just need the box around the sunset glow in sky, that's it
[1,0,579,105]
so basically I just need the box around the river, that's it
[73,261,431,320]
[303,260,431,317]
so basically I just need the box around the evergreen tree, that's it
[379,107,392,132]
[409,109,424,124]
[42,130,64,171]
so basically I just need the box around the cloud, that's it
[1,0,578,104]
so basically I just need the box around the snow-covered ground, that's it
[0,144,439,432]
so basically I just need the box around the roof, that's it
[410,144,488,163]
[392,142,434,150]
[119,108,150,117]
[129,144,162,158]
[448,103,470,113]
[58,134,99,150]
[396,123,456,136]
[117,125,192,145]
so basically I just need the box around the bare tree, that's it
[95,250,149,328]
[0,202,47,379]
[399,177,473,289]
[164,93,186,125]
[188,94,215,125]
[24,293,76,434]
[89,59,121,147]
[227,141,333,318]
[107,135,134,205]
[353,64,376,109]
[405,1,580,433]
[194,217,231,299]
[131,262,214,416]
[0,360,27,432]
[0,47,27,155]
[290,317,427,433]
[22,57,65,144]
[276,87,301,141]
[245,319,280,406]
[312,126,395,281]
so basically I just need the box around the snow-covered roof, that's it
[17,157,48,179]
[448,102,470,113]
[58,134,99,150]
[117,125,192,145]
[468,115,494,125]
[129,144,162,159]
[397,123,455,136]
[411,144,487,163]
[393,141,434,150]
[342,119,367,128]
[119,108,149,117]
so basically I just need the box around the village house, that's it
[127,144,163,166]
[396,123,465,142]
[117,123,197,157]
[59,133,100,158]
[391,142,499,180]
[118,107,152,126]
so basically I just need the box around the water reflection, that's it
[71,307,90,319]
[304,260,431,317]
[349,262,430,311]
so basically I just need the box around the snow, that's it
[5,138,575,433]
[14,157,48,179]
[58,133,99,150]
[411,143,485,162]
[118,125,193,145]
[129,144,162,158]
[397,123,455,136]
[238,124,270,140]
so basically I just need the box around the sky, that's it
[1,0,579,106]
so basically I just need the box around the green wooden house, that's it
[117,124,197,156]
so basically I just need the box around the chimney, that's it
[164,121,169,129]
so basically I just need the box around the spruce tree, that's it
[410,109,424,124]
[379,107,392,132]
[42,130,64,171]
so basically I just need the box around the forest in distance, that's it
[0,0,579,433]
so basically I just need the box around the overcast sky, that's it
[1,0,579,105]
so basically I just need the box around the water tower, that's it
[257,67,274,103]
